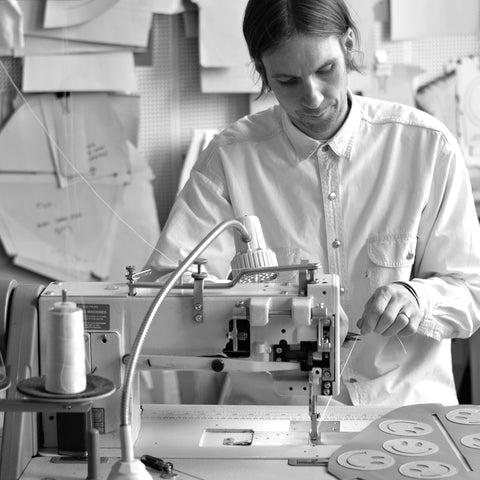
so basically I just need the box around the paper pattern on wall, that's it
[43,0,120,28]
[456,56,480,168]
[151,0,184,14]
[0,175,122,280]
[0,0,24,54]
[192,0,250,67]
[193,0,256,94]
[390,0,480,40]
[0,92,160,281]
[19,0,153,48]
[22,52,138,93]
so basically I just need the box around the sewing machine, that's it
[37,259,340,448]
[0,264,359,479]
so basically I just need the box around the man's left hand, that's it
[356,283,421,337]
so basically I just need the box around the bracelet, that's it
[393,281,420,308]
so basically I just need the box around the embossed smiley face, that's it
[336,449,395,470]
[446,407,480,425]
[378,419,434,436]
[461,433,480,449]
[399,461,458,479]
[383,438,439,457]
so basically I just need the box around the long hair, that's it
[243,0,362,96]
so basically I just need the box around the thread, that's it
[45,290,87,394]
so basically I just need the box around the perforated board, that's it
[136,14,249,228]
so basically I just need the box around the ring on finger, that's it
[397,311,410,320]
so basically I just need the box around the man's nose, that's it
[302,78,324,109]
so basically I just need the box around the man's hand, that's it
[356,283,421,337]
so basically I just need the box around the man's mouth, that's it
[299,105,331,118]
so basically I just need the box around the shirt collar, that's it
[280,90,361,161]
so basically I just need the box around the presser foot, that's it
[309,419,342,446]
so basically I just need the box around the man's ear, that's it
[343,28,354,53]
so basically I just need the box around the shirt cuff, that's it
[409,279,450,341]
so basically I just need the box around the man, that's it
[145,0,480,406]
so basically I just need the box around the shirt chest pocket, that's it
[366,234,417,293]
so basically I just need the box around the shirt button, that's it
[321,144,329,152]
[332,239,342,248]
[340,286,345,295]
[328,192,337,201]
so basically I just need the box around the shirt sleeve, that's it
[143,152,237,282]
[410,135,480,340]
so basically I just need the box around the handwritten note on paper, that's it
[0,174,123,280]
[0,93,133,186]
[0,88,158,281]
[81,94,132,179]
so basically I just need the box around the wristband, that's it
[393,281,420,308]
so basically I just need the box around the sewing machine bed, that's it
[17,404,390,480]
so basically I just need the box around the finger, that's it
[372,300,404,335]
[396,313,421,337]
[381,307,422,337]
[381,310,411,336]
[357,289,391,334]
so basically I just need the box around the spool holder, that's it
[16,374,115,403]
[0,374,115,479]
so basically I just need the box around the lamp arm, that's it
[118,218,251,461]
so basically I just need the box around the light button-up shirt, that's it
[145,93,480,406]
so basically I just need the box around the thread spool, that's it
[45,290,87,394]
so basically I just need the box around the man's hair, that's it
[243,0,362,96]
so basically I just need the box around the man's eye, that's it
[317,63,335,74]
[278,78,297,85]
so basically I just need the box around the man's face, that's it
[262,33,350,141]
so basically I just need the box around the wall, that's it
[0,10,479,245]
[136,13,249,228]
[0,4,479,401]
[138,12,480,228]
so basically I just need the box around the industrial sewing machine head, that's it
[126,215,341,445]
[36,259,341,451]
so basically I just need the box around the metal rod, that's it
[128,263,321,292]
